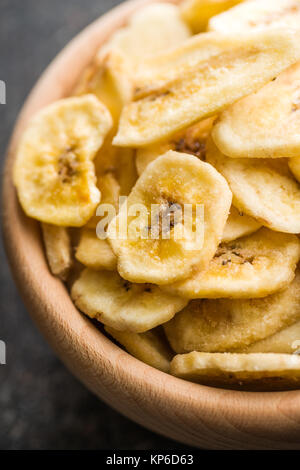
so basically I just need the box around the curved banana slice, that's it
[105,326,173,372]
[212,62,300,159]
[206,139,300,233]
[242,321,300,354]
[115,148,138,197]
[114,29,300,146]
[100,3,190,64]
[164,269,300,353]
[289,156,300,182]
[14,95,112,227]
[86,171,120,229]
[42,223,72,280]
[170,352,300,390]
[108,151,232,285]
[75,229,117,271]
[166,228,300,299]
[181,0,243,33]
[136,118,214,176]
[71,269,187,333]
[222,206,261,243]
[209,0,300,33]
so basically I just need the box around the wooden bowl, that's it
[3,0,300,450]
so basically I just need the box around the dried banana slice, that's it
[114,29,300,146]
[164,269,300,353]
[136,118,213,176]
[14,95,112,227]
[100,3,190,64]
[206,139,300,233]
[86,171,120,229]
[212,62,300,159]
[105,326,173,372]
[222,206,261,243]
[108,151,232,285]
[166,229,300,299]
[242,321,300,354]
[42,223,72,280]
[71,269,187,333]
[170,352,300,390]
[115,148,138,196]
[75,229,117,271]
[209,0,300,33]
[181,0,244,33]
[289,157,300,182]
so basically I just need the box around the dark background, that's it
[0,0,192,450]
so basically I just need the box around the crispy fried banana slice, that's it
[213,62,300,159]
[115,148,138,196]
[105,326,173,372]
[71,269,187,333]
[100,3,190,63]
[222,206,261,243]
[170,352,300,390]
[166,229,300,299]
[242,321,300,354]
[75,229,117,271]
[14,95,112,226]
[41,223,72,280]
[206,139,300,233]
[209,0,300,33]
[114,29,300,146]
[164,269,300,353]
[136,118,213,176]
[289,156,300,182]
[181,0,244,33]
[108,151,232,285]
[86,171,120,229]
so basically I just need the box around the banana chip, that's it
[209,0,300,33]
[108,151,232,285]
[222,206,261,243]
[71,269,187,333]
[100,3,190,64]
[181,0,244,33]
[42,223,72,280]
[105,326,173,372]
[206,139,300,233]
[114,29,300,146]
[164,269,300,353]
[289,156,300,182]
[75,229,117,271]
[242,320,300,354]
[86,171,120,229]
[167,228,300,299]
[115,148,138,196]
[14,95,112,227]
[170,352,300,390]
[136,118,213,176]
[213,62,300,159]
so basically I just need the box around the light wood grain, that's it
[3,0,300,449]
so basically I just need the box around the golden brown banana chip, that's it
[166,228,300,299]
[289,156,300,182]
[71,269,187,333]
[206,138,300,233]
[212,62,300,159]
[115,148,138,196]
[170,352,300,390]
[114,29,300,146]
[136,118,214,176]
[209,0,300,33]
[242,320,300,354]
[164,269,300,353]
[108,151,232,285]
[181,0,244,33]
[14,95,112,227]
[105,326,173,372]
[41,223,72,280]
[222,206,261,243]
[75,229,117,271]
[86,171,120,229]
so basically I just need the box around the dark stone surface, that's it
[0,0,193,450]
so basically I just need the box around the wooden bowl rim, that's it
[3,0,300,449]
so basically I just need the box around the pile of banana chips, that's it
[13,0,300,390]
